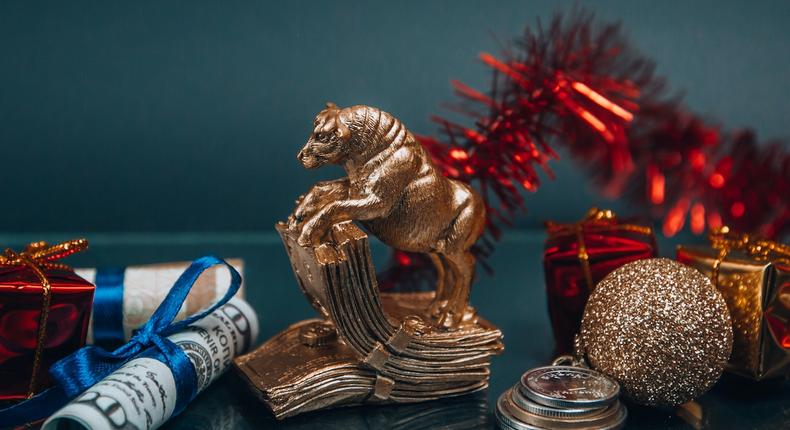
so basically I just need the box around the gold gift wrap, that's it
[677,229,790,380]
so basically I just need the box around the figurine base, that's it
[234,292,502,419]
[233,222,503,419]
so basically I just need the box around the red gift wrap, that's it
[0,240,94,400]
[543,208,658,354]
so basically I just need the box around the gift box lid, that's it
[545,232,656,261]
[543,208,657,262]
[677,245,774,270]
[0,266,94,292]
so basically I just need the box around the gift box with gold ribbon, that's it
[0,239,95,400]
[677,227,790,380]
[543,208,658,354]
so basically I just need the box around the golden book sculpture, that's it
[234,104,503,419]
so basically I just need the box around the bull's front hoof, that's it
[297,224,324,247]
[297,232,312,247]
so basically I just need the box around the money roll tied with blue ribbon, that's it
[75,259,246,347]
[0,255,258,429]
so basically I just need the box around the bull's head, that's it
[297,102,352,169]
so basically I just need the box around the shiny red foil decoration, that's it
[416,9,652,253]
[417,9,789,243]
[618,117,790,241]
[543,217,657,354]
[380,8,788,291]
[419,10,790,242]
[0,267,94,400]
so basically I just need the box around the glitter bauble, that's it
[580,258,733,406]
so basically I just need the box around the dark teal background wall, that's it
[1,1,788,233]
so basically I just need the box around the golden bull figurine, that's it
[234,104,502,419]
[289,102,485,327]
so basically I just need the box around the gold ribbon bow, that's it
[0,239,88,397]
[708,226,790,286]
[546,207,653,291]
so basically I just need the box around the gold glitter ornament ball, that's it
[580,258,733,407]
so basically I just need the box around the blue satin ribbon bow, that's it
[0,255,242,428]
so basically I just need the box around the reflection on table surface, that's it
[162,370,790,430]
[163,375,492,430]
[2,232,787,429]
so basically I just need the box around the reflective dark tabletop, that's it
[6,231,788,430]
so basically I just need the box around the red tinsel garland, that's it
[380,9,789,290]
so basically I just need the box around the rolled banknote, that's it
[75,259,245,344]
[42,297,258,430]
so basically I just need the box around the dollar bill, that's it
[76,259,245,343]
[42,297,258,430]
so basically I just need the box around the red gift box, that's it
[0,240,94,400]
[543,208,657,354]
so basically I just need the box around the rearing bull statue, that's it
[287,103,486,328]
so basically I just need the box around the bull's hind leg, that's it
[433,182,484,327]
[437,251,477,328]
[427,253,448,316]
